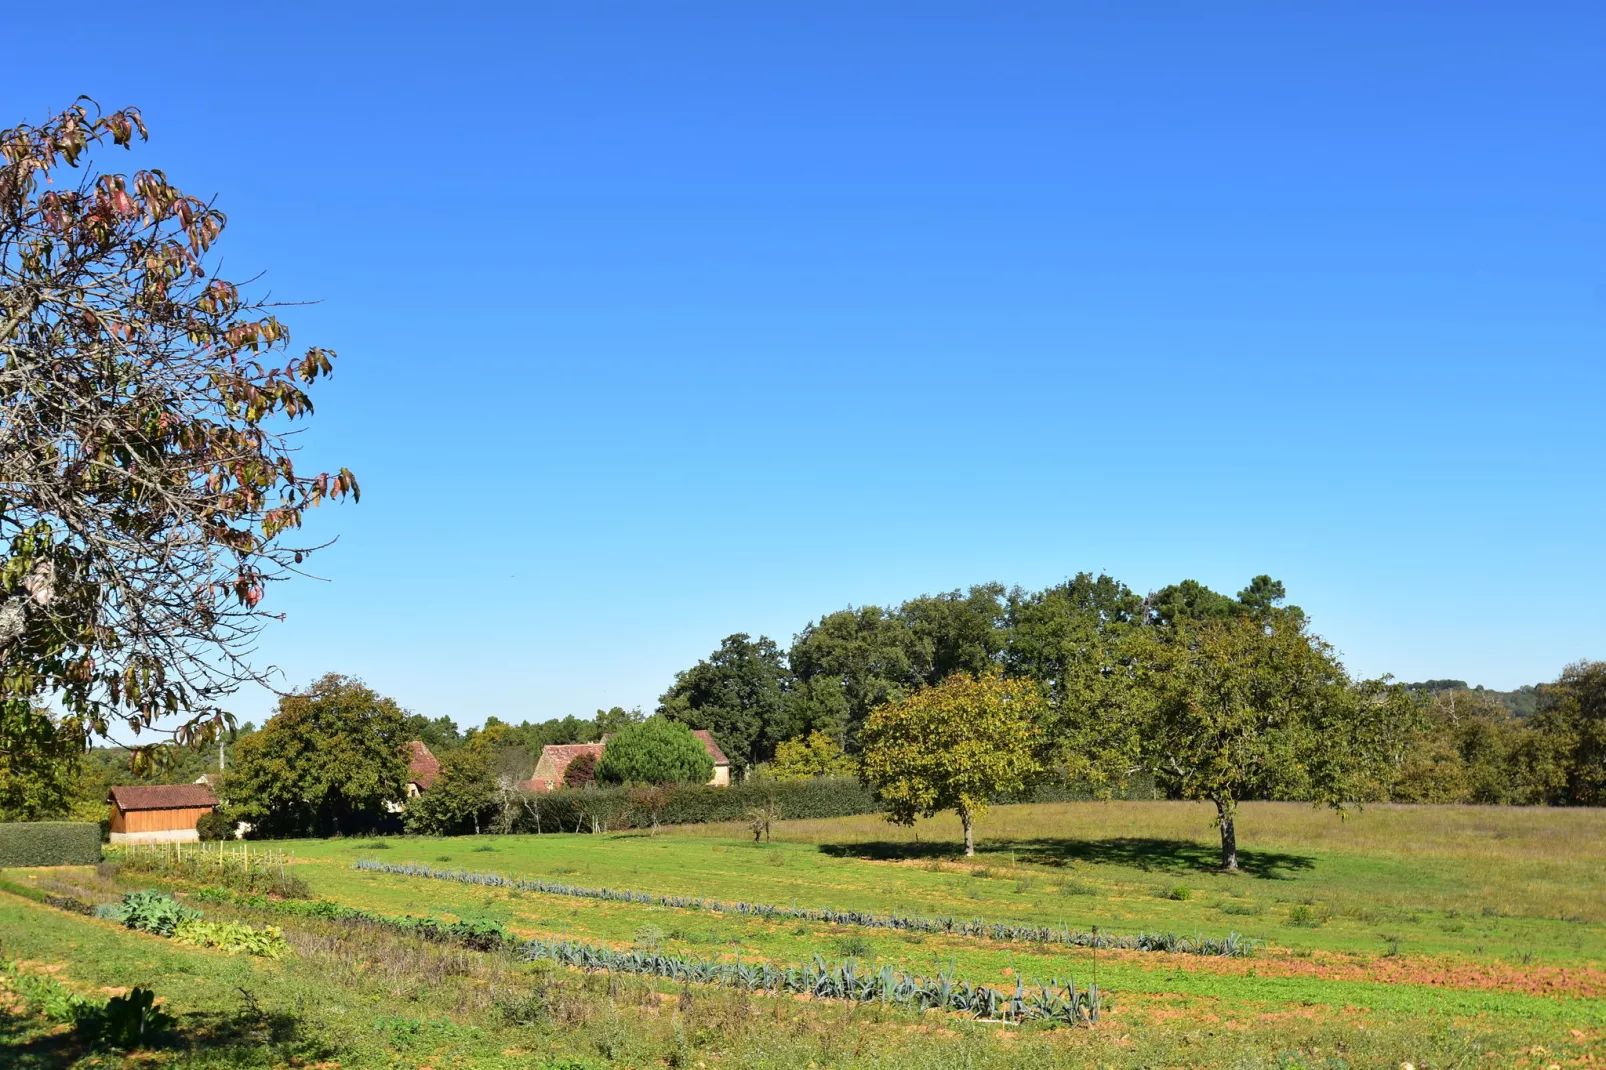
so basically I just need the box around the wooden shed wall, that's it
[109,806,213,834]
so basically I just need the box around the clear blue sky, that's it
[7,3,1602,729]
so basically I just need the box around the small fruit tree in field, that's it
[595,716,714,787]
[859,672,1043,856]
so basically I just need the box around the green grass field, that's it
[3,801,1602,1068]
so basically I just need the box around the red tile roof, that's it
[691,730,730,766]
[407,741,440,790]
[108,783,218,812]
[530,743,605,790]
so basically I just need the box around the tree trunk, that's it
[960,807,975,857]
[1216,798,1239,873]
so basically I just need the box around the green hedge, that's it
[511,774,1161,835]
[0,822,103,867]
[517,777,878,833]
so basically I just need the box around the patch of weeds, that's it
[1381,934,1402,957]
[922,859,945,873]
[1161,884,1193,902]
[633,926,665,952]
[1287,904,1327,928]
[899,932,925,945]
[1440,920,1466,933]
[765,852,787,867]
[970,867,992,879]
[787,925,808,937]
[1480,905,1507,918]
[471,844,497,853]
[356,840,390,850]
[965,883,985,900]
[1219,900,1263,916]
[1057,879,1096,897]
[833,934,874,958]
[1013,878,1035,895]
[434,855,453,863]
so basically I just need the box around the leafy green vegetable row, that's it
[354,857,1253,956]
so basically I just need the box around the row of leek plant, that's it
[522,938,1100,1025]
[354,858,1251,957]
[197,884,1100,1026]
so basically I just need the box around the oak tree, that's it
[226,674,407,837]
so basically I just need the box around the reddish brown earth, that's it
[1090,946,1606,1000]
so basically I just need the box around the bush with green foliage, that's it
[195,809,234,841]
[0,821,102,866]
[595,716,714,786]
[770,731,856,780]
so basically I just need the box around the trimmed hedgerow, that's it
[520,777,877,833]
[0,821,102,867]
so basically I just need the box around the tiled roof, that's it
[691,730,730,765]
[407,741,440,790]
[532,743,605,787]
[108,783,218,812]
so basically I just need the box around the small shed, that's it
[107,784,218,844]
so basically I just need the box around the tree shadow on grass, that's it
[0,1011,79,1070]
[818,836,1316,880]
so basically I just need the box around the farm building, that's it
[405,740,441,798]
[107,783,218,844]
[524,731,730,792]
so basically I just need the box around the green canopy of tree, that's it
[1128,612,1413,871]
[594,716,714,787]
[1003,573,1145,789]
[859,672,1044,856]
[404,743,498,836]
[788,605,921,746]
[1532,661,1606,806]
[769,730,856,781]
[226,675,408,837]
[1389,688,1567,805]
[660,633,795,774]
[0,704,83,820]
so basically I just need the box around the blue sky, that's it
[7,3,1602,728]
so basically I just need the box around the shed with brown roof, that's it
[107,783,218,844]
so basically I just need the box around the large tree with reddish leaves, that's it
[0,99,357,764]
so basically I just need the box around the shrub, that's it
[0,821,102,866]
[594,716,714,787]
[195,810,234,842]
[562,751,598,788]
[770,731,856,781]
[1163,884,1193,901]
